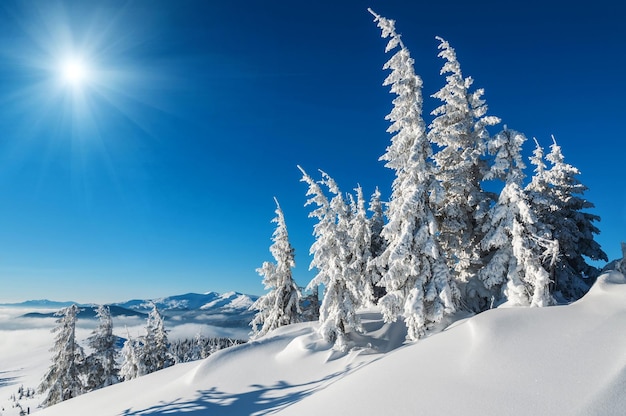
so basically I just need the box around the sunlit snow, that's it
[2,272,624,415]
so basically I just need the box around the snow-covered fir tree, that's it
[427,36,501,286]
[369,9,458,340]
[119,333,142,381]
[120,304,173,380]
[299,166,363,350]
[142,303,173,374]
[538,137,607,300]
[479,128,557,307]
[250,197,301,339]
[84,305,119,391]
[38,304,86,407]
[347,186,376,307]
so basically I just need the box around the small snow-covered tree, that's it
[250,197,301,339]
[142,303,173,374]
[540,137,607,300]
[370,9,458,340]
[38,305,85,407]
[347,186,376,307]
[119,332,142,381]
[428,36,501,285]
[299,166,363,350]
[84,305,119,391]
[479,129,556,307]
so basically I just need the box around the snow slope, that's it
[32,271,626,416]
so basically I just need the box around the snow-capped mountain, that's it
[113,291,257,313]
[10,292,259,329]
[111,291,259,329]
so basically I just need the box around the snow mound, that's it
[35,273,626,416]
[281,272,626,416]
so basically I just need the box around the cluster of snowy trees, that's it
[38,303,248,407]
[7,385,35,415]
[38,303,170,407]
[251,10,607,349]
[119,303,173,381]
[170,336,245,364]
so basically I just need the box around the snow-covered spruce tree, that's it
[38,304,86,407]
[479,128,557,307]
[347,186,376,307]
[369,9,458,340]
[541,137,607,300]
[299,166,363,350]
[141,303,173,374]
[249,197,301,339]
[427,36,501,286]
[366,187,387,302]
[119,332,142,381]
[84,305,119,391]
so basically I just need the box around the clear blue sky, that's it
[0,0,624,303]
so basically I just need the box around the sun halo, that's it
[60,57,89,87]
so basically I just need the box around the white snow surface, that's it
[6,272,626,415]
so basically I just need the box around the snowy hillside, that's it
[27,271,626,416]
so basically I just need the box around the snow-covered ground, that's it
[2,272,626,415]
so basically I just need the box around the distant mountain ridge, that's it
[21,305,147,319]
[111,291,259,328]
[5,291,259,328]
[1,291,257,311]
[112,291,257,312]
[0,299,84,308]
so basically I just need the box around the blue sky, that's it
[0,0,624,303]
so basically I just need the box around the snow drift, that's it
[35,272,626,416]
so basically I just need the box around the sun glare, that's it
[60,58,89,87]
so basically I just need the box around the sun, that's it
[60,57,89,87]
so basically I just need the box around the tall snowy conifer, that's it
[299,166,362,350]
[427,36,501,285]
[142,303,173,374]
[479,129,556,307]
[38,305,85,407]
[85,305,119,390]
[250,198,301,339]
[540,137,607,300]
[369,9,458,340]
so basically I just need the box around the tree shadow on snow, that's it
[118,368,351,415]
